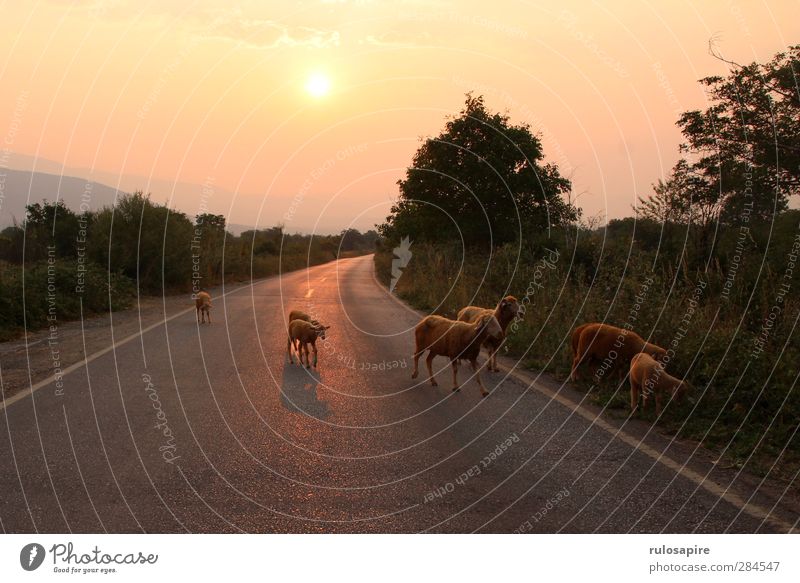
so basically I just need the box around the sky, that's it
[0,0,797,234]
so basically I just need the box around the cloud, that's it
[360,30,432,47]
[44,1,340,50]
[204,17,341,49]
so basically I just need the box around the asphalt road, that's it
[0,255,797,533]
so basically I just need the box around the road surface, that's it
[0,255,797,533]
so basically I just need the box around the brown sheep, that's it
[288,309,321,352]
[629,353,689,416]
[287,319,330,369]
[288,309,320,326]
[411,314,502,397]
[195,291,212,324]
[570,323,666,381]
[457,296,520,372]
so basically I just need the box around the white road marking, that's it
[305,288,314,298]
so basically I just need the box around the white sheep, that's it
[457,295,520,372]
[411,314,502,397]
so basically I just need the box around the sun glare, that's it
[305,72,331,98]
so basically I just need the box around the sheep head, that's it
[651,346,668,362]
[498,296,520,319]
[313,324,331,340]
[673,379,691,402]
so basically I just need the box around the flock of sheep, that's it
[197,289,690,416]
[410,296,689,415]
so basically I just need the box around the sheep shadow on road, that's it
[279,362,330,420]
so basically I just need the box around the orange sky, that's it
[0,0,797,233]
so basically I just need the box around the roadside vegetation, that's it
[376,46,800,479]
[0,193,378,341]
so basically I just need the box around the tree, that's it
[677,45,799,222]
[379,94,578,247]
[89,192,194,292]
[194,213,226,281]
[23,200,83,261]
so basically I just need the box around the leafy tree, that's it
[379,94,578,247]
[23,200,83,261]
[89,192,193,292]
[194,213,227,282]
[676,45,799,222]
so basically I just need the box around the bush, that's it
[0,260,135,340]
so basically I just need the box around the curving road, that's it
[0,254,797,533]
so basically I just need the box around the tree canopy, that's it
[639,45,799,231]
[379,94,578,247]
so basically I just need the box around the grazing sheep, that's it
[287,319,330,369]
[195,291,212,324]
[629,353,689,416]
[570,323,591,357]
[570,323,666,381]
[457,295,520,372]
[411,314,502,397]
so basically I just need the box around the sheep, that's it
[195,291,212,324]
[570,323,666,381]
[288,309,320,327]
[457,295,520,372]
[629,353,689,416]
[287,309,321,352]
[411,313,502,397]
[286,319,330,369]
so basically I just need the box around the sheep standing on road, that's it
[288,309,321,352]
[287,319,330,369]
[629,353,689,416]
[195,291,212,324]
[411,314,502,397]
[288,309,320,327]
[457,295,519,372]
[570,322,666,381]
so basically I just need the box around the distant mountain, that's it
[0,169,124,225]
[0,152,356,235]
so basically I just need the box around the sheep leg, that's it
[287,336,295,364]
[472,359,489,397]
[304,343,312,369]
[311,342,318,368]
[206,308,212,324]
[570,352,585,381]
[425,352,437,386]
[451,359,460,392]
[488,344,498,373]
[411,348,422,379]
[630,378,640,413]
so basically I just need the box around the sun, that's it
[305,72,331,98]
